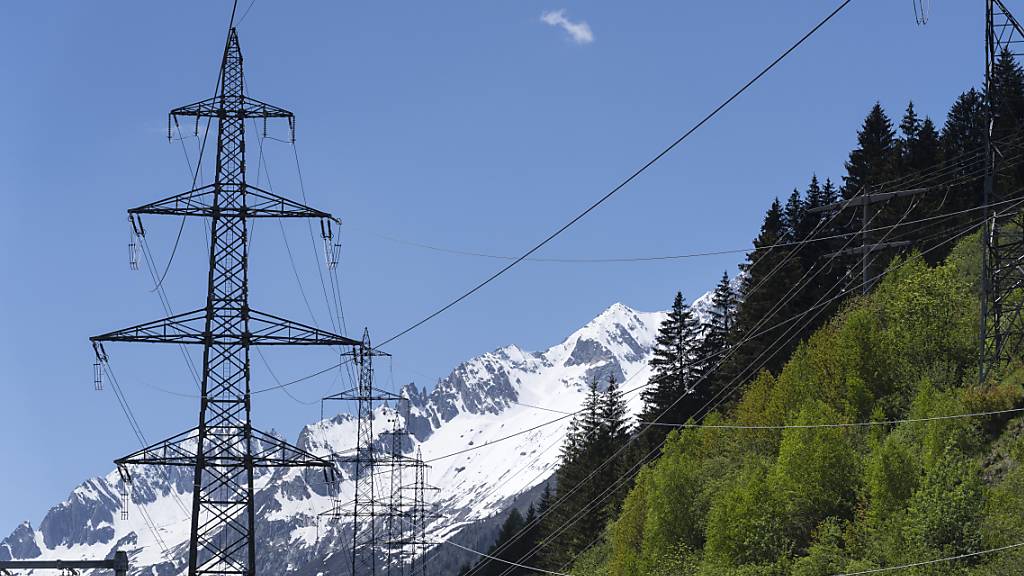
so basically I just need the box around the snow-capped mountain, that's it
[1,301,688,576]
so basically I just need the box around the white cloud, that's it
[540,9,594,45]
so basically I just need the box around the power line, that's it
[362,195,1024,264]
[376,0,856,349]
[442,539,570,576]
[542,203,1020,574]
[471,187,929,576]
[487,197,1015,576]
[834,541,1024,575]
[262,136,1024,404]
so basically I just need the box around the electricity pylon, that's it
[406,449,439,576]
[981,0,1024,383]
[91,25,359,576]
[323,329,401,576]
[382,404,411,576]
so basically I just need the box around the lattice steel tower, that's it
[981,0,1024,383]
[322,329,400,576]
[91,25,360,576]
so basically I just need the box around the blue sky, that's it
[0,1,983,530]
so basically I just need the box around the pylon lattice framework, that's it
[981,0,1024,383]
[320,332,439,576]
[91,26,360,576]
[323,329,401,576]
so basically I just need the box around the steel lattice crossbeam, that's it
[129,183,337,220]
[91,27,353,576]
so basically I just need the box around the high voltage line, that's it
[361,194,1024,265]
[522,202,1024,576]
[479,192,1024,576]
[474,150,898,576]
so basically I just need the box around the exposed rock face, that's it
[0,522,41,561]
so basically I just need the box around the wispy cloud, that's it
[540,9,594,45]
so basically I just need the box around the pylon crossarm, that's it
[170,95,293,121]
[323,386,403,402]
[92,309,207,345]
[129,184,339,222]
[249,428,335,471]
[248,310,361,346]
[91,309,360,346]
[115,428,201,480]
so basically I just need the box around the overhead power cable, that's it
[487,196,1020,576]
[442,538,570,576]
[481,183,889,576]
[541,202,1024,574]
[364,195,1023,264]
[833,541,1024,575]
[376,0,855,349]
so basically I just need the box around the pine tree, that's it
[471,508,528,576]
[598,374,631,517]
[540,376,632,569]
[899,101,922,146]
[801,174,826,243]
[941,89,986,222]
[843,103,901,287]
[844,102,898,197]
[544,379,605,568]
[899,106,945,262]
[639,292,701,434]
[783,189,805,241]
[700,272,738,401]
[990,48,1024,198]
[723,199,804,391]
[991,47,1024,146]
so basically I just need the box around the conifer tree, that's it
[783,189,805,241]
[800,174,826,243]
[898,103,945,262]
[991,47,1024,145]
[844,102,898,197]
[468,508,529,576]
[724,199,804,390]
[843,103,901,286]
[941,89,987,222]
[639,292,701,435]
[540,376,632,569]
[544,378,605,568]
[700,271,738,400]
[991,48,1024,196]
[598,374,631,517]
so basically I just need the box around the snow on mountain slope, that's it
[2,300,698,575]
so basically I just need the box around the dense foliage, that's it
[578,237,1024,575]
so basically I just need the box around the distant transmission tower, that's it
[322,329,401,576]
[382,403,411,576]
[981,0,1024,383]
[406,449,439,576]
[91,24,359,576]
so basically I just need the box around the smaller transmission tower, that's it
[322,329,401,576]
[406,449,439,576]
[382,404,411,576]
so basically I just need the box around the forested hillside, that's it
[583,240,1024,575]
